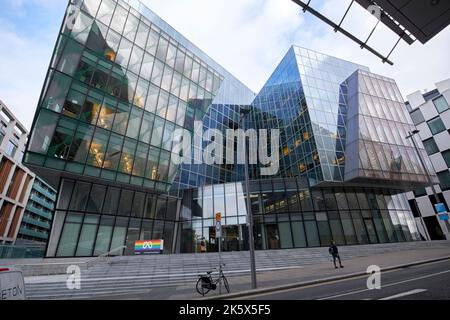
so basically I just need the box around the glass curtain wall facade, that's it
[344,70,437,186]
[25,1,422,257]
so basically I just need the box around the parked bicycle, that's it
[196,264,230,296]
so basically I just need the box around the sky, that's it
[0,0,449,130]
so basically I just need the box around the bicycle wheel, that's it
[196,277,212,296]
[222,276,230,294]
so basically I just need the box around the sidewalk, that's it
[108,245,450,300]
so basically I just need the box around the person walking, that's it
[200,238,207,253]
[329,241,344,269]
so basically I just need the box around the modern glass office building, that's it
[24,0,434,257]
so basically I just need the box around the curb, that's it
[201,255,450,300]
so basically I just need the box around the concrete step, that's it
[21,241,450,300]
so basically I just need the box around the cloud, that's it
[141,0,305,93]
[0,0,64,130]
[0,0,449,130]
[142,0,450,99]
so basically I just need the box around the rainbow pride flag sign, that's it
[135,240,164,255]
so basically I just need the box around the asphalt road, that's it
[238,259,450,300]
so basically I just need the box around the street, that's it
[237,259,450,300]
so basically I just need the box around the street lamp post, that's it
[240,107,257,290]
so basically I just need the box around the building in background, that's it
[405,79,450,241]
[0,101,35,245]
[0,100,56,260]
[17,176,57,245]
[24,0,431,258]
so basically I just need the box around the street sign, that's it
[435,203,447,214]
[134,240,164,255]
[0,271,26,300]
[216,213,222,237]
[439,213,449,221]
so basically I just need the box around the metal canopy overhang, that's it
[292,0,395,65]
[292,0,450,65]
[356,0,450,44]
[354,0,415,44]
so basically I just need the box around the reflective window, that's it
[76,214,99,256]
[428,117,446,135]
[57,213,83,257]
[410,109,425,126]
[110,3,128,33]
[423,138,439,155]
[433,96,449,114]
[442,150,450,168]
[93,215,115,255]
[96,0,115,26]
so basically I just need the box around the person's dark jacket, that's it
[329,245,339,256]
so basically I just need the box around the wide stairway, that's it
[23,241,450,299]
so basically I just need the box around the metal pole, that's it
[241,110,257,289]
[219,228,222,295]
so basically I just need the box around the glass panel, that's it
[110,217,128,255]
[97,98,116,130]
[86,184,106,213]
[112,102,130,135]
[291,221,307,248]
[119,138,136,174]
[80,93,102,124]
[57,213,83,257]
[93,215,115,255]
[116,38,133,69]
[156,36,169,62]
[437,171,450,191]
[68,123,94,164]
[146,147,160,181]
[329,219,345,245]
[428,117,446,135]
[410,109,425,126]
[87,129,109,167]
[128,46,144,75]
[103,133,123,171]
[304,220,320,247]
[433,96,449,113]
[133,143,148,177]
[28,110,59,155]
[103,187,120,215]
[48,118,76,159]
[139,112,154,144]
[76,215,99,256]
[140,53,154,80]
[58,39,84,76]
[96,0,115,26]
[140,220,153,240]
[69,181,91,211]
[278,222,293,249]
[352,215,369,244]
[146,28,159,56]
[123,13,139,42]
[118,190,134,216]
[42,72,72,113]
[126,107,143,139]
[125,219,141,255]
[110,3,128,33]
[423,138,439,155]
[135,20,150,49]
